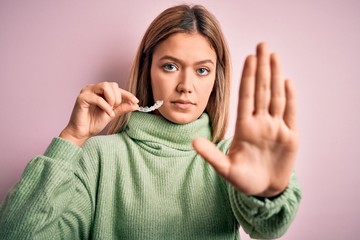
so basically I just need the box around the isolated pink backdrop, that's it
[1,1,359,239]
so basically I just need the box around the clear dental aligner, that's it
[138,100,163,112]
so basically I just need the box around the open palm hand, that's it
[193,43,298,197]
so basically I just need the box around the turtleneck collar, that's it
[125,112,212,151]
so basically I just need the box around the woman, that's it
[0,4,301,240]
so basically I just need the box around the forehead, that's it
[152,32,217,62]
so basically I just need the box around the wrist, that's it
[59,128,88,147]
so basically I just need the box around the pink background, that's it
[1,0,359,239]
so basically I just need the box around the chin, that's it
[160,111,200,125]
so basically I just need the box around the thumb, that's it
[113,102,139,116]
[192,137,231,177]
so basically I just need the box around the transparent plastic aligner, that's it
[138,100,163,112]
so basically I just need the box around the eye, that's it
[162,63,178,72]
[197,67,210,76]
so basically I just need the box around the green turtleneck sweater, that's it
[0,112,301,239]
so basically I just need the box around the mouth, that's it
[171,99,196,110]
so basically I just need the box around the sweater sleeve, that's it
[0,137,94,240]
[227,172,301,239]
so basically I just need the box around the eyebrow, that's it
[159,55,215,66]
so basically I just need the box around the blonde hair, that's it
[108,4,231,143]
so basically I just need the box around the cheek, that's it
[151,71,172,99]
[199,79,215,99]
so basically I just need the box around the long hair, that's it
[107,4,231,143]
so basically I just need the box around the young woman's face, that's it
[150,32,217,124]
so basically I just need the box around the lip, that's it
[171,99,195,110]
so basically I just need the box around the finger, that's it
[111,83,139,108]
[255,42,271,114]
[237,55,256,120]
[269,53,286,117]
[113,102,139,116]
[110,82,121,107]
[118,88,139,105]
[192,138,231,178]
[79,92,115,117]
[113,85,123,108]
[112,87,140,115]
[93,82,117,108]
[284,79,297,130]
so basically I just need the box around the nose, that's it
[176,69,194,93]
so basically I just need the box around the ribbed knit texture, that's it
[0,112,301,240]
